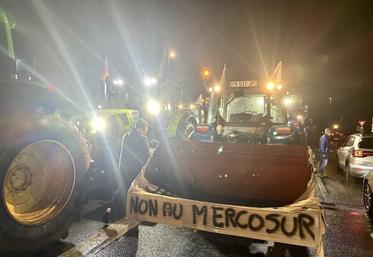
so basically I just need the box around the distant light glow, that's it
[146,99,161,115]
[143,77,158,86]
[276,84,282,90]
[113,78,124,86]
[90,116,107,132]
[283,97,293,107]
[214,84,221,92]
[168,50,176,59]
[266,81,275,90]
[333,124,340,130]
[202,69,210,78]
[297,115,303,121]
[208,87,213,93]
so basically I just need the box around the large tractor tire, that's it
[0,114,90,255]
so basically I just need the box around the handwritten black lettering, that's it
[148,199,158,216]
[281,216,298,237]
[130,196,138,214]
[235,210,248,229]
[172,204,183,220]
[163,202,173,217]
[265,214,280,234]
[139,199,148,215]
[225,208,237,228]
[212,207,224,228]
[248,214,265,231]
[298,213,315,240]
[192,205,208,225]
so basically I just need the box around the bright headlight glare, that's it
[90,117,107,132]
[146,100,161,115]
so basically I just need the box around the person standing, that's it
[119,118,150,189]
[112,118,150,218]
[318,128,331,177]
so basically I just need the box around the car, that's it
[337,133,373,180]
[363,171,373,215]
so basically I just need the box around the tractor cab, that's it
[194,80,302,145]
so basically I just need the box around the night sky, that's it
[1,0,373,133]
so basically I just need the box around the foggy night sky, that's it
[1,0,373,133]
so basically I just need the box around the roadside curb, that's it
[315,175,328,199]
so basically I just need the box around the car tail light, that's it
[275,126,292,135]
[353,150,373,157]
[196,125,209,133]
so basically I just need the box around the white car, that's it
[337,133,373,180]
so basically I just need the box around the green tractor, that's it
[0,9,91,254]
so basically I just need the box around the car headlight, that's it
[90,116,107,133]
[146,99,161,115]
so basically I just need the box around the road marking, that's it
[58,218,140,257]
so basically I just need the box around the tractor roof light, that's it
[143,77,158,87]
[266,81,275,91]
[113,78,124,86]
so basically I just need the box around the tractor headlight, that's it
[90,116,107,133]
[146,99,161,115]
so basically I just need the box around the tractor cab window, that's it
[270,98,287,124]
[119,113,129,126]
[220,93,267,123]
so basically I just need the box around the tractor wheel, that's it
[177,116,197,140]
[0,115,90,255]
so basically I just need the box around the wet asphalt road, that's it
[33,153,373,257]
[317,153,373,257]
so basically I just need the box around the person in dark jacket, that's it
[119,118,150,189]
[318,128,331,177]
[111,118,150,219]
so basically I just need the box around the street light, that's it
[333,124,340,130]
[202,69,210,79]
[329,97,333,128]
[168,50,176,59]
[213,83,221,93]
